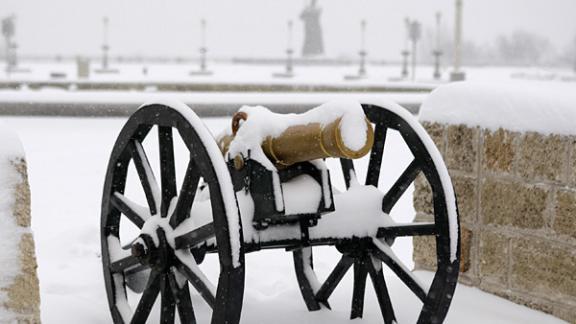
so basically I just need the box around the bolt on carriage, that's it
[101,99,460,324]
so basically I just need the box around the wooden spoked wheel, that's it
[101,103,244,324]
[293,102,460,323]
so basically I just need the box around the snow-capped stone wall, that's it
[413,82,576,322]
[0,127,41,323]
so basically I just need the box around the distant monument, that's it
[300,0,324,57]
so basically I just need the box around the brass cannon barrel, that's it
[219,110,374,167]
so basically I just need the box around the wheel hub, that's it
[131,228,176,271]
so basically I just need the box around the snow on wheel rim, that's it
[100,101,244,324]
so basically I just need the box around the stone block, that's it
[481,179,547,230]
[446,124,478,174]
[570,138,576,187]
[452,175,477,224]
[554,189,576,240]
[413,174,434,216]
[412,209,437,271]
[3,233,41,323]
[413,235,437,271]
[413,220,472,275]
[479,230,509,284]
[552,303,576,324]
[511,237,576,300]
[12,159,31,228]
[459,227,472,273]
[422,122,446,154]
[483,128,518,174]
[516,132,568,183]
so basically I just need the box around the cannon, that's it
[101,100,461,324]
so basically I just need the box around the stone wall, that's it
[0,158,41,323]
[413,122,576,323]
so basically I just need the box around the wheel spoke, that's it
[167,271,197,324]
[315,255,354,304]
[130,270,161,324]
[170,158,201,228]
[376,222,437,239]
[365,123,387,187]
[111,193,149,228]
[351,259,368,319]
[160,274,176,324]
[174,223,215,250]
[293,248,321,311]
[175,249,216,308]
[382,159,420,213]
[366,257,396,324]
[109,255,140,273]
[129,139,161,216]
[158,126,177,218]
[340,159,356,189]
[371,239,428,302]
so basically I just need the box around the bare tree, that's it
[496,30,553,65]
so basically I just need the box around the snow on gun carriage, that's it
[100,99,461,324]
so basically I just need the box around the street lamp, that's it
[273,20,295,78]
[401,17,411,79]
[433,12,443,80]
[358,19,367,77]
[450,0,466,81]
[101,17,109,71]
[190,19,213,76]
[408,20,422,81]
[2,15,17,74]
[344,19,368,80]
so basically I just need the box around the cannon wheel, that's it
[293,102,460,323]
[101,103,244,324]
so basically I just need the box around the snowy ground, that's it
[4,115,566,323]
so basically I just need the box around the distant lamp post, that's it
[101,17,109,70]
[95,16,118,73]
[408,20,422,81]
[450,0,466,81]
[273,20,295,78]
[401,17,411,79]
[573,35,576,74]
[344,19,368,80]
[433,12,443,80]
[2,15,18,74]
[190,19,213,76]
[358,19,368,77]
[199,19,207,72]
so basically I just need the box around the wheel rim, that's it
[296,103,460,323]
[101,104,244,324]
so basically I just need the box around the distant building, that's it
[300,0,324,57]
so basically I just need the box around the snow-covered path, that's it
[5,116,565,323]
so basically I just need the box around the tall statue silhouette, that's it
[300,0,324,57]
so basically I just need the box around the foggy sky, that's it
[2,0,576,60]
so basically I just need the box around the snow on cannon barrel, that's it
[217,100,375,167]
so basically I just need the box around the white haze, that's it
[1,0,575,60]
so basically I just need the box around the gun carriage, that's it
[101,100,460,324]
